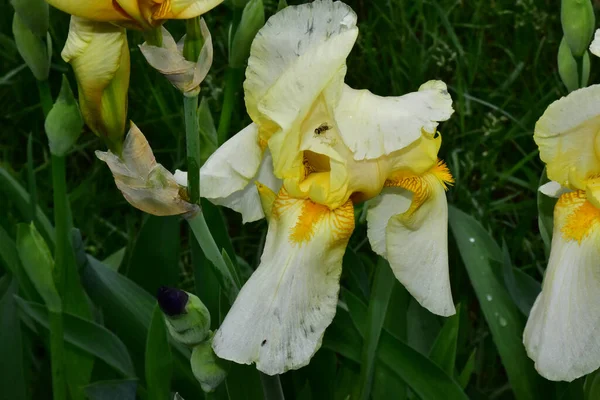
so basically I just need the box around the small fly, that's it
[314,123,331,136]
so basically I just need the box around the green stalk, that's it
[184,95,201,204]
[143,27,163,47]
[216,67,243,145]
[49,310,67,400]
[37,79,53,116]
[259,372,285,400]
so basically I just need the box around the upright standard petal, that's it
[200,124,281,223]
[534,84,600,189]
[212,190,355,375]
[62,17,130,152]
[334,80,454,160]
[524,191,600,381]
[368,161,455,316]
[96,123,198,216]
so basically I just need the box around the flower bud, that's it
[140,21,213,97]
[12,13,51,81]
[191,334,228,393]
[229,0,264,68]
[558,37,590,92]
[10,0,49,37]
[45,75,84,156]
[561,0,595,57]
[62,17,129,153]
[157,287,211,346]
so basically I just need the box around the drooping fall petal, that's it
[524,191,600,381]
[212,190,354,375]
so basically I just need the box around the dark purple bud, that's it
[157,286,189,316]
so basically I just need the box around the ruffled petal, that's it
[212,190,355,375]
[200,124,281,222]
[334,80,453,160]
[373,164,455,316]
[96,123,198,216]
[366,188,412,257]
[524,191,600,381]
[534,84,600,189]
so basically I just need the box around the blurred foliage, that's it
[0,0,594,399]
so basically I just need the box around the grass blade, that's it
[429,304,461,376]
[146,305,173,400]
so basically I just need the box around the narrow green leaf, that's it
[449,206,548,400]
[342,248,370,302]
[84,379,138,400]
[198,98,218,165]
[146,305,173,400]
[537,168,556,255]
[501,241,541,316]
[0,225,39,302]
[585,369,600,400]
[26,133,37,225]
[458,349,476,389]
[429,304,461,376]
[15,297,136,377]
[358,259,395,399]
[0,167,55,246]
[127,215,180,295]
[0,277,28,400]
[103,247,126,271]
[322,307,362,363]
[16,223,61,312]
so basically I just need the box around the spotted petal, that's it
[212,190,355,375]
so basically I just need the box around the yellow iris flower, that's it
[185,0,456,375]
[48,0,223,151]
[523,30,600,382]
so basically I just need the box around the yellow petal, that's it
[534,84,600,189]
[96,123,198,216]
[62,17,129,151]
[213,190,354,375]
[524,190,600,381]
[159,0,224,19]
[45,0,128,22]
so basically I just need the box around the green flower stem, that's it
[260,372,285,400]
[143,27,163,47]
[184,95,201,204]
[216,67,244,145]
[49,310,67,400]
[37,79,53,116]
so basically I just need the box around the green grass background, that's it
[0,0,589,398]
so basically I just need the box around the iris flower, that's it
[193,0,455,375]
[523,31,600,382]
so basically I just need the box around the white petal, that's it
[213,192,355,375]
[384,176,455,316]
[539,181,571,198]
[590,29,600,57]
[245,0,357,135]
[366,188,412,257]
[534,84,600,189]
[200,123,281,223]
[524,194,600,381]
[334,80,453,160]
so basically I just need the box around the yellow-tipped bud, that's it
[62,17,129,152]
[561,0,595,57]
[191,334,228,393]
[140,21,213,97]
[157,287,211,346]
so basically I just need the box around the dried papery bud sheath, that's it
[561,0,595,57]
[62,17,129,153]
[45,75,84,156]
[229,0,264,68]
[157,287,211,346]
[12,13,51,81]
[191,334,228,393]
[96,122,199,216]
[140,21,213,97]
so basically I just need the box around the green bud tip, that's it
[157,286,189,317]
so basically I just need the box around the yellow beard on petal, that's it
[558,191,600,243]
